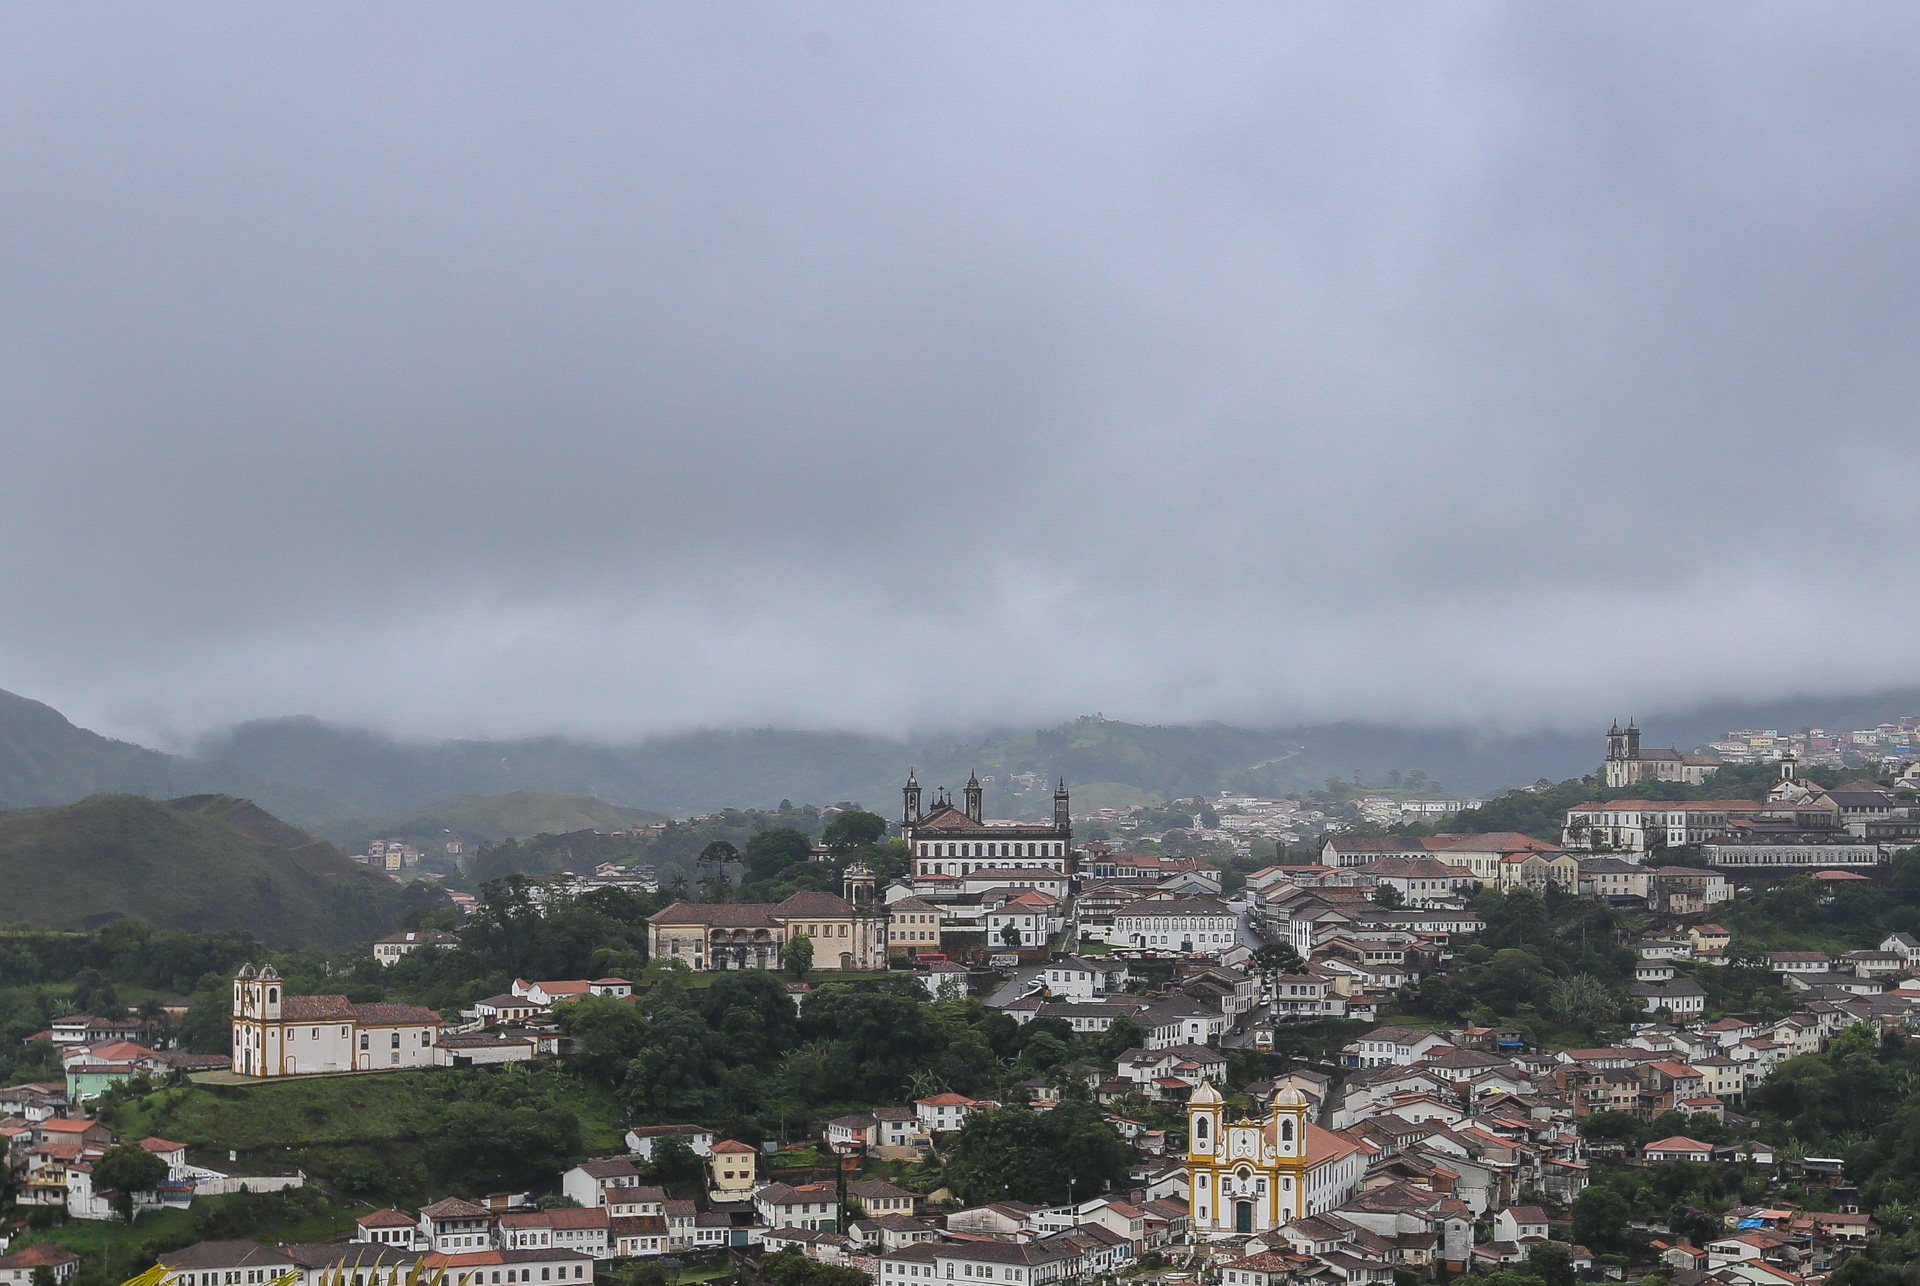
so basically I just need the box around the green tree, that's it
[1547,974,1619,1030]
[1527,1240,1575,1286]
[1372,883,1405,909]
[92,1142,169,1221]
[177,994,232,1055]
[745,828,815,882]
[822,811,888,854]
[1827,1259,1888,1286]
[1253,941,1305,992]
[72,967,120,1015]
[758,1248,872,1286]
[782,934,814,979]
[554,994,647,1086]
[943,1102,1130,1204]
[650,1133,698,1180]
[1097,1013,1148,1060]
[1572,1186,1630,1254]
[1578,1111,1643,1145]
[1000,923,1024,949]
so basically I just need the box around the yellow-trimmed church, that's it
[1185,1083,1364,1237]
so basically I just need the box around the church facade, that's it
[230,964,443,1077]
[902,771,1074,879]
[1184,1083,1363,1237]
[1604,720,1722,788]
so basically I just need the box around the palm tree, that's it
[907,1070,948,1099]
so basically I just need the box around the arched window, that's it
[1195,1116,1209,1144]
[1280,1118,1294,1143]
[267,988,277,1003]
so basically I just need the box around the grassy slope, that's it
[315,790,670,853]
[0,793,407,945]
[102,1072,624,1199]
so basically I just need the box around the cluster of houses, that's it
[1562,763,1920,869]
[0,1101,301,1236]
[15,759,1920,1286]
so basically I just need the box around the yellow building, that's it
[708,1139,760,1203]
[1185,1084,1363,1237]
[648,866,902,971]
[886,897,943,957]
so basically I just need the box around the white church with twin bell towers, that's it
[902,769,1074,879]
[1185,1083,1363,1236]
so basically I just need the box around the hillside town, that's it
[8,730,1920,1286]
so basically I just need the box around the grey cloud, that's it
[2,3,1918,744]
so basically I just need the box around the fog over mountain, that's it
[4,6,1919,745]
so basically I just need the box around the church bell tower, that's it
[903,769,923,827]
[1054,778,1070,832]
[964,770,983,823]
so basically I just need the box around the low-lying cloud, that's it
[3,4,1917,744]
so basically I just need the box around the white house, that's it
[1347,1027,1454,1068]
[1643,1136,1714,1164]
[1112,897,1237,955]
[987,896,1062,951]
[624,1125,715,1160]
[1493,1207,1549,1242]
[418,1198,496,1252]
[756,1181,843,1231]
[0,1244,79,1286]
[915,1092,987,1133]
[563,1158,645,1209]
[423,1247,595,1286]
[373,930,460,966]
[877,1239,1081,1286]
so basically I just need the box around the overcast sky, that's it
[4,4,1918,746]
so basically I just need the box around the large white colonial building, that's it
[903,771,1074,879]
[230,964,442,1077]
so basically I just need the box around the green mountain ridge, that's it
[0,792,413,945]
[0,689,357,825]
[7,683,1920,825]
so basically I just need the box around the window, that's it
[391,1032,401,1048]
[360,1033,369,1050]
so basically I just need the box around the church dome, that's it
[1188,1081,1223,1107]
[1272,1085,1306,1108]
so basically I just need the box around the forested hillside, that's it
[0,793,422,945]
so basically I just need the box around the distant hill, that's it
[194,701,1915,820]
[0,688,356,825]
[314,790,670,854]
[9,682,1920,824]
[0,793,411,945]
